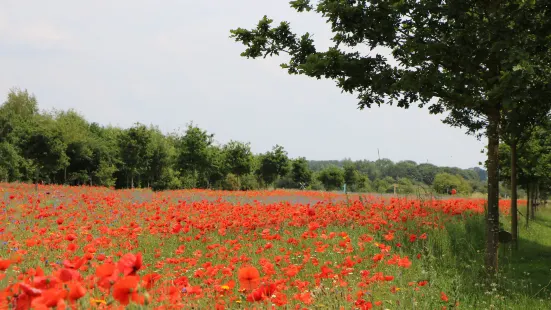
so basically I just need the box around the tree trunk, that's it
[536,182,540,213]
[510,139,518,251]
[526,184,531,228]
[485,108,500,274]
[531,183,536,220]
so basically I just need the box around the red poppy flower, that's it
[238,266,260,291]
[112,276,144,306]
[0,259,11,271]
[117,253,143,276]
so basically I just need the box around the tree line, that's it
[2,88,494,194]
[308,159,490,195]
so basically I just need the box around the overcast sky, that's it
[0,1,486,169]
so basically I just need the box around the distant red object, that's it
[451,189,457,195]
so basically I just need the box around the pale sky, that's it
[0,1,486,169]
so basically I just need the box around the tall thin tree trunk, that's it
[485,108,500,274]
[536,182,540,213]
[531,183,536,220]
[526,184,531,228]
[510,139,518,251]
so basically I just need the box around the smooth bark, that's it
[510,140,518,251]
[526,184,531,228]
[485,108,500,274]
[531,183,536,220]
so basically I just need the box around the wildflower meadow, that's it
[1,183,549,309]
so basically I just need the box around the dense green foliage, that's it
[1,88,487,194]
[310,159,488,195]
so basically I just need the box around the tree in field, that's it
[317,166,344,191]
[205,145,226,188]
[372,176,394,194]
[258,145,290,185]
[397,177,415,195]
[230,0,551,273]
[291,157,312,188]
[343,162,360,191]
[433,173,471,195]
[222,141,253,180]
[146,127,181,190]
[119,123,154,188]
[89,124,120,188]
[54,109,94,184]
[176,124,216,187]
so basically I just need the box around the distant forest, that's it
[0,88,491,195]
[307,160,489,195]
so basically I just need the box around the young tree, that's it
[146,127,180,190]
[176,124,216,187]
[119,123,154,188]
[343,162,360,191]
[433,173,471,195]
[258,145,290,185]
[222,141,253,180]
[230,0,551,273]
[317,166,345,191]
[89,124,120,187]
[54,109,94,184]
[291,157,312,188]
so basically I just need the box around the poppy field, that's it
[0,183,548,309]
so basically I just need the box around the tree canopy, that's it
[230,0,551,272]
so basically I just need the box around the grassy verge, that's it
[414,204,551,309]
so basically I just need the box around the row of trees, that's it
[0,88,486,194]
[309,159,488,195]
[499,118,551,229]
[0,89,290,190]
[229,0,551,273]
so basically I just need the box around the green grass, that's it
[414,205,551,309]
